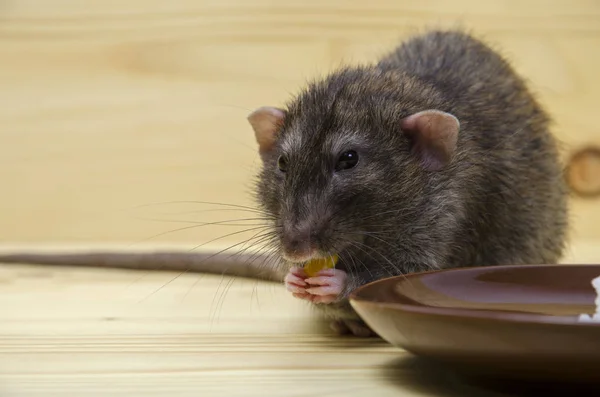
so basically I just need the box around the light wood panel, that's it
[0,241,598,396]
[1,0,600,248]
[2,3,600,394]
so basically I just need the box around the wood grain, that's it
[566,146,600,198]
[0,264,460,397]
[1,0,600,245]
[1,2,600,395]
[0,241,597,396]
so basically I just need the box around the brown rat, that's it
[0,29,569,337]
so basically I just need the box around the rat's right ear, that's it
[247,106,286,155]
[400,109,460,171]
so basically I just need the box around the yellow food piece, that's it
[303,255,339,277]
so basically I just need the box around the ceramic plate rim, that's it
[349,263,600,328]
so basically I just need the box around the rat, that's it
[0,29,569,337]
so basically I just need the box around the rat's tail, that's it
[0,248,284,282]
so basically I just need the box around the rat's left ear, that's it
[400,109,460,171]
[247,106,286,155]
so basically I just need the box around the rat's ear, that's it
[400,109,460,171]
[247,106,286,155]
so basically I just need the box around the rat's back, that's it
[378,29,569,267]
[378,30,511,90]
[377,30,537,119]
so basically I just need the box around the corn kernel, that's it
[303,255,339,277]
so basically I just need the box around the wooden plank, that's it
[1,0,599,243]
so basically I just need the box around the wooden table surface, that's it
[2,1,600,395]
[0,242,598,397]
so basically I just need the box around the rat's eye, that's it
[335,150,359,171]
[277,155,288,172]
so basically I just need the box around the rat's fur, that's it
[0,30,570,337]
[255,29,569,326]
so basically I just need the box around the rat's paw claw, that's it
[330,320,350,335]
[286,284,306,293]
[287,267,348,304]
[302,275,332,286]
[292,292,311,300]
[306,285,343,296]
[284,272,306,287]
[345,320,376,337]
[284,267,307,293]
[305,269,347,303]
[312,294,339,304]
[285,267,313,297]
[330,320,376,337]
[290,266,308,278]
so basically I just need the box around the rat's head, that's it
[247,68,460,265]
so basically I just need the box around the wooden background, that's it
[1,0,599,252]
[2,2,600,396]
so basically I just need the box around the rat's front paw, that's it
[284,266,307,293]
[284,266,316,301]
[305,268,348,304]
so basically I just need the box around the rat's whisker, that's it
[237,229,278,253]
[339,250,360,277]
[122,225,267,291]
[131,224,220,245]
[251,245,281,309]
[344,239,400,279]
[211,275,237,328]
[351,254,374,281]
[335,239,375,279]
[209,273,228,331]
[349,240,418,287]
[187,226,274,254]
[343,231,402,253]
[209,234,281,325]
[131,200,264,213]
[156,208,274,217]
[132,215,273,227]
[129,227,273,292]
[357,206,420,222]
[138,227,274,302]
[180,230,278,302]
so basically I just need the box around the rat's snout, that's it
[281,220,320,263]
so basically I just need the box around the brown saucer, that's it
[349,264,600,384]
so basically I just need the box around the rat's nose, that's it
[281,222,317,262]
